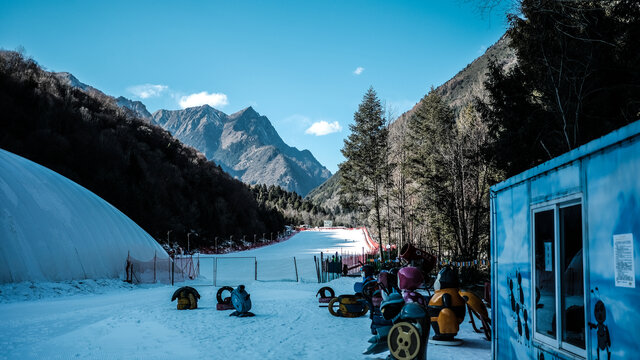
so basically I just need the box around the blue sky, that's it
[0,0,509,174]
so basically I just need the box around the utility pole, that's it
[187,233,191,253]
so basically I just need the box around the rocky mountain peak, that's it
[152,105,331,196]
[116,96,152,121]
[230,106,259,119]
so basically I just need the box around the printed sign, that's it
[544,242,553,272]
[614,233,635,288]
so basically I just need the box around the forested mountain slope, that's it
[0,51,284,249]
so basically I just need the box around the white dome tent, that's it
[0,148,168,283]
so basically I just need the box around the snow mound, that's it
[0,149,167,283]
[0,279,141,303]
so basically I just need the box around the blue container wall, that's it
[492,138,640,360]
[584,139,640,359]
[492,182,534,360]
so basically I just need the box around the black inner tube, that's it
[316,286,335,299]
[217,286,234,304]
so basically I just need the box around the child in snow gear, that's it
[427,265,466,345]
[171,286,200,310]
[328,294,369,318]
[216,286,235,310]
[229,285,255,317]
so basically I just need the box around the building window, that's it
[534,209,556,338]
[560,204,584,349]
[532,200,585,356]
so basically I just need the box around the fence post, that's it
[213,257,217,287]
[293,257,299,282]
[320,252,324,283]
[255,258,258,281]
[171,258,174,286]
[125,251,130,283]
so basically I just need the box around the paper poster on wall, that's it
[613,233,635,288]
[544,242,553,272]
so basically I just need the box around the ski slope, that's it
[198,228,372,284]
[0,229,491,360]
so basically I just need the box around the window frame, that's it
[530,194,586,358]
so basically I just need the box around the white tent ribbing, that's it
[0,149,168,283]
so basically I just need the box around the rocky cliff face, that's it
[116,96,152,121]
[153,105,331,196]
[54,72,153,123]
[393,34,516,127]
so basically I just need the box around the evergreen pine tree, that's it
[339,87,390,260]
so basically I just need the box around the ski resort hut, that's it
[0,149,168,283]
[490,120,640,360]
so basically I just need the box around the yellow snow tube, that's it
[328,295,369,317]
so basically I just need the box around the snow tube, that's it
[316,286,335,304]
[316,286,335,299]
[217,286,234,304]
[171,286,200,310]
[328,295,369,318]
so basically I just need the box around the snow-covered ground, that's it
[0,229,490,360]
[197,228,372,285]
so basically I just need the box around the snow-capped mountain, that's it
[153,105,331,196]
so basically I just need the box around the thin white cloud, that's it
[127,84,168,99]
[178,91,228,109]
[305,121,342,136]
[353,67,365,75]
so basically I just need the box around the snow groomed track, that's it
[197,228,376,285]
[0,229,490,359]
